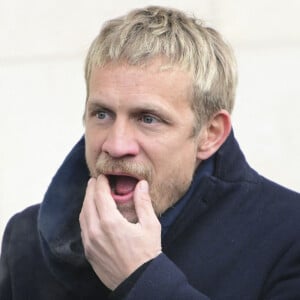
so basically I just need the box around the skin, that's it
[84,60,203,222]
[79,58,231,289]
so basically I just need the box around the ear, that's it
[196,110,231,160]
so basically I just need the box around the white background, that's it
[1,0,300,245]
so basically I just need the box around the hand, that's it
[79,175,162,290]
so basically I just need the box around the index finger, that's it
[94,174,123,220]
[79,177,99,229]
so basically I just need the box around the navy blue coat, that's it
[1,131,300,299]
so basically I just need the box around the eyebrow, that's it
[87,98,173,119]
[86,101,108,111]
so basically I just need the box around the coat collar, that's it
[37,129,257,293]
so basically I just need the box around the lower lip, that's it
[111,191,134,204]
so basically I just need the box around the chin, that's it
[118,206,139,223]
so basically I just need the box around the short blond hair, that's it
[85,6,237,128]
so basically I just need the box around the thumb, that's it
[134,180,159,227]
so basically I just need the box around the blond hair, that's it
[85,6,237,128]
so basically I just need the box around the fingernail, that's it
[88,177,95,185]
[139,180,148,192]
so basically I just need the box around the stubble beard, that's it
[88,154,192,222]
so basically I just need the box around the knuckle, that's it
[82,227,101,260]
[86,224,101,243]
[83,243,93,259]
[100,216,118,232]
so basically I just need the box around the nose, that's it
[102,118,140,158]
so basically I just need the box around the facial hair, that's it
[92,154,193,218]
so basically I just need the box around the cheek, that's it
[152,141,198,170]
[149,145,196,189]
[85,126,104,153]
[149,159,195,215]
[85,132,103,175]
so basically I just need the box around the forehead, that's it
[88,60,193,103]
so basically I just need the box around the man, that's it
[1,6,300,300]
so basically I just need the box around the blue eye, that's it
[142,115,157,124]
[96,111,108,119]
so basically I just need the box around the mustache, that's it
[95,155,153,182]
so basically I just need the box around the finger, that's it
[94,174,121,220]
[133,180,159,227]
[79,177,99,229]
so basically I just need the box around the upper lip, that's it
[104,172,141,181]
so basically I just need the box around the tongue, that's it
[114,176,138,195]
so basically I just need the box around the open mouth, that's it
[108,174,139,196]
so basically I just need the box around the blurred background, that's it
[1,0,300,245]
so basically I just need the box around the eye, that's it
[140,114,159,124]
[92,109,113,124]
[96,111,108,120]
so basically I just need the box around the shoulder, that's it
[258,176,300,209]
[213,168,300,240]
[250,176,300,241]
[6,204,40,231]
[2,204,41,252]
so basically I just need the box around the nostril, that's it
[102,137,140,158]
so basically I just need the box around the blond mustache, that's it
[95,156,153,183]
